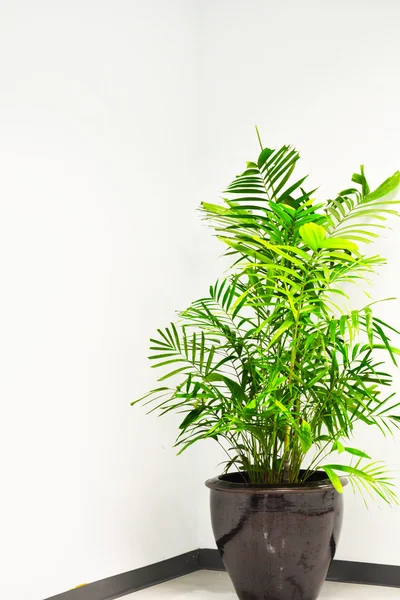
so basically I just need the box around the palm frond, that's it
[133,132,400,502]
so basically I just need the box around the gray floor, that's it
[124,570,400,598]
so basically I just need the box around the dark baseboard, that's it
[327,559,400,588]
[198,547,224,571]
[44,547,400,599]
[44,550,199,600]
[200,548,400,589]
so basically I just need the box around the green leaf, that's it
[205,346,215,375]
[365,307,373,347]
[321,238,358,252]
[299,222,327,250]
[273,161,297,195]
[332,440,345,453]
[323,464,374,481]
[158,366,191,381]
[201,202,228,215]
[299,420,312,453]
[344,447,371,460]
[278,175,308,203]
[224,377,245,402]
[373,321,398,366]
[131,387,169,405]
[179,407,205,430]
[192,332,196,363]
[324,467,344,493]
[170,323,181,351]
[199,331,205,371]
[365,171,400,202]
[352,165,370,196]
[351,310,359,329]
[267,319,293,348]
[244,398,257,411]
[258,147,274,168]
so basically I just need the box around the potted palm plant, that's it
[133,132,400,600]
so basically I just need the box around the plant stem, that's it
[255,125,263,150]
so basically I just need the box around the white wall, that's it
[0,2,219,599]
[195,0,400,566]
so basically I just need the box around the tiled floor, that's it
[124,570,400,598]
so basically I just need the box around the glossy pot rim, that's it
[205,470,348,493]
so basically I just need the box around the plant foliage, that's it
[133,132,400,502]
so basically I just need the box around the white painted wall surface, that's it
[195,0,400,566]
[0,2,218,599]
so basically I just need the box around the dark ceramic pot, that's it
[205,471,346,600]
